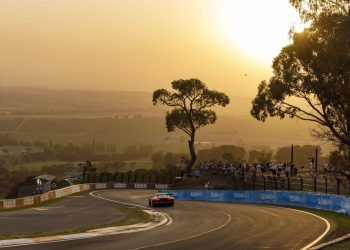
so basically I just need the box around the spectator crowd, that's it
[197,161,298,179]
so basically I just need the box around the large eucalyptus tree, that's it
[153,79,229,173]
[252,1,350,169]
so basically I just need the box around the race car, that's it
[148,192,174,207]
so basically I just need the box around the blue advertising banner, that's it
[168,190,350,215]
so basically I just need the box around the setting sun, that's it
[215,0,306,63]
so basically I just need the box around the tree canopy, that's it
[251,12,350,159]
[289,0,349,22]
[153,79,229,172]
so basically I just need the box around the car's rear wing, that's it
[161,193,173,197]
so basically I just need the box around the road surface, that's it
[3,189,331,250]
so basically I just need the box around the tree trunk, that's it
[186,133,197,175]
[346,144,350,171]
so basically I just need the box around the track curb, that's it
[309,233,350,249]
[0,192,172,248]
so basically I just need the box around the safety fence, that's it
[84,172,174,185]
[186,173,350,196]
[169,190,350,215]
[85,171,350,196]
[0,182,171,210]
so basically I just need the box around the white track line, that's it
[93,191,329,250]
[281,207,331,250]
[90,191,173,227]
[129,211,232,250]
[89,191,150,209]
[0,191,171,248]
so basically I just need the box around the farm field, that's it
[0,115,323,152]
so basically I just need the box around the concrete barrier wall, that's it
[0,184,89,210]
[3,185,350,214]
[0,182,171,210]
[169,190,350,215]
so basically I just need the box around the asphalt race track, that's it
[6,189,330,250]
[0,193,126,235]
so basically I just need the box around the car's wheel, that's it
[149,200,152,207]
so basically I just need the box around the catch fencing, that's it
[193,172,350,196]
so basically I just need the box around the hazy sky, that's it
[0,0,302,97]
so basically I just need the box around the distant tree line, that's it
[150,144,326,170]
[0,134,153,162]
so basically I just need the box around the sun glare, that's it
[215,0,305,64]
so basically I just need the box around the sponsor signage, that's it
[259,193,277,202]
[232,191,250,200]
[134,183,147,189]
[96,183,107,189]
[23,197,34,206]
[3,199,16,209]
[55,187,73,198]
[210,191,224,201]
[40,193,49,202]
[114,183,127,189]
[190,191,202,198]
[168,190,350,215]
[341,200,350,210]
[317,197,333,209]
[155,184,169,189]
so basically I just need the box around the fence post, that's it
[274,176,278,190]
[323,176,328,193]
[300,177,303,191]
[127,174,131,183]
[93,174,96,183]
[336,177,340,195]
[242,172,245,190]
[114,173,118,182]
[263,176,266,191]
[252,175,255,190]
[313,177,317,192]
